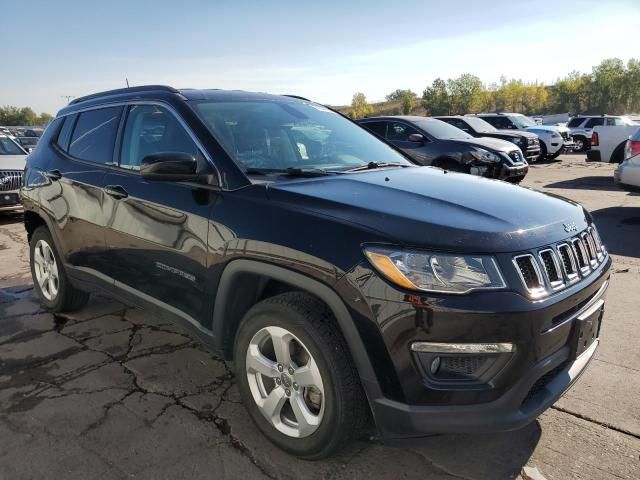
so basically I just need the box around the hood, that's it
[447,136,518,153]
[268,167,589,253]
[526,125,567,134]
[497,129,538,139]
[0,155,27,170]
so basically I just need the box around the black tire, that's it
[234,292,369,459]
[550,150,562,160]
[29,226,89,312]
[538,142,548,162]
[573,136,588,152]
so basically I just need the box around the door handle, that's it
[44,169,62,181]
[104,185,129,200]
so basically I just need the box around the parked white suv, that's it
[471,113,575,160]
[567,115,637,151]
[0,134,27,212]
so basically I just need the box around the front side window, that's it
[120,105,199,171]
[605,117,624,126]
[69,107,122,163]
[0,136,25,155]
[510,115,536,128]
[193,100,412,172]
[463,116,497,133]
[386,122,420,141]
[482,116,513,129]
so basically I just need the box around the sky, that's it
[1,0,639,114]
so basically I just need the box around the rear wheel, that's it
[234,292,368,459]
[29,227,89,312]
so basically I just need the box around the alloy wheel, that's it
[245,326,325,438]
[574,138,584,151]
[33,239,59,301]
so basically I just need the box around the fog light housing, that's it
[412,342,515,386]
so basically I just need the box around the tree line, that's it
[0,106,54,126]
[347,58,640,119]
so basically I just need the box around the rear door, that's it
[38,106,123,289]
[101,103,214,325]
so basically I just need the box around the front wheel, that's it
[234,292,369,459]
[29,226,89,312]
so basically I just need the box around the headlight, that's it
[468,149,500,163]
[363,247,506,294]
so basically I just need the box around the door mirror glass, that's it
[408,133,424,143]
[140,152,198,181]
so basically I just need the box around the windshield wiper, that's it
[342,162,411,173]
[244,167,330,177]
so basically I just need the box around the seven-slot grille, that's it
[0,170,23,192]
[513,226,606,298]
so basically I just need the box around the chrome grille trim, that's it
[556,243,579,284]
[538,248,564,290]
[512,254,546,298]
[0,170,23,192]
[513,227,607,298]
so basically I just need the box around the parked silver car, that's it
[0,134,27,211]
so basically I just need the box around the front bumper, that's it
[347,252,611,439]
[524,146,541,162]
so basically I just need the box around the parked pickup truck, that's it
[587,124,640,163]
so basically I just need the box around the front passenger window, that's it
[120,105,199,171]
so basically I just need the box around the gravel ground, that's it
[0,154,638,480]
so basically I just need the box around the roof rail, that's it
[282,94,311,101]
[69,85,179,105]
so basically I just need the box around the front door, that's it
[385,122,431,164]
[102,104,214,324]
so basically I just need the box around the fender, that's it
[212,258,384,401]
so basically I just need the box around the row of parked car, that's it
[0,126,43,153]
[356,112,576,183]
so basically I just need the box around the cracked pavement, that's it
[1,155,639,480]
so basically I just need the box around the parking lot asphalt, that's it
[1,154,639,480]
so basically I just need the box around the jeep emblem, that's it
[563,222,578,233]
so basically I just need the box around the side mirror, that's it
[408,133,424,143]
[140,152,199,182]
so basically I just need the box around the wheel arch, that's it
[611,141,627,163]
[212,259,381,398]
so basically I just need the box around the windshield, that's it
[0,137,25,155]
[193,100,412,172]
[412,119,473,140]
[463,116,497,133]
[511,115,537,128]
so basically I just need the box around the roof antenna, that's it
[126,78,130,88]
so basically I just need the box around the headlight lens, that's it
[364,247,506,294]
[469,149,500,163]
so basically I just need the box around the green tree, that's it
[349,92,373,119]
[447,74,484,114]
[422,78,450,115]
[0,106,53,126]
[385,89,417,114]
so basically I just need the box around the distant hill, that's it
[331,99,427,118]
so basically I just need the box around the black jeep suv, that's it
[22,86,611,459]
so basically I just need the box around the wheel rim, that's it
[33,239,59,301]
[246,326,325,438]
[575,138,584,150]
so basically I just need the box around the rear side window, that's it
[584,117,604,128]
[120,104,198,171]
[56,115,76,151]
[362,121,387,137]
[69,107,122,163]
[567,118,585,128]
